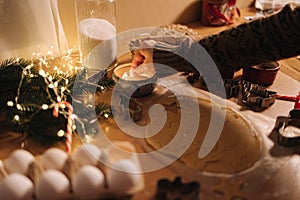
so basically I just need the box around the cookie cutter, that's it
[119,94,143,122]
[224,79,240,98]
[274,93,300,147]
[241,81,277,108]
[155,177,200,200]
[224,79,277,109]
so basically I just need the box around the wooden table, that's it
[103,7,300,198]
[133,7,300,199]
[1,7,300,200]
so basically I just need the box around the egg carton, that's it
[0,141,144,200]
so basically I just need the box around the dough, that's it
[145,98,262,173]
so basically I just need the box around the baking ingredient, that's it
[107,159,141,193]
[40,148,68,170]
[122,68,155,81]
[35,170,70,200]
[0,173,34,200]
[72,144,101,166]
[146,98,261,173]
[73,165,105,199]
[4,149,35,175]
[0,160,7,180]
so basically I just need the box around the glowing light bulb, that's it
[57,130,65,137]
[85,135,91,143]
[16,104,22,110]
[48,84,54,89]
[39,70,46,77]
[14,115,20,121]
[7,101,14,107]
[41,104,49,110]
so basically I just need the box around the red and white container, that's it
[201,0,240,26]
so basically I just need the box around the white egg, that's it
[4,149,35,175]
[0,159,7,178]
[0,159,3,168]
[73,165,105,200]
[0,173,34,200]
[106,159,141,193]
[40,148,68,170]
[72,144,101,166]
[35,170,70,200]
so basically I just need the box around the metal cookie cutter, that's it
[119,94,143,122]
[275,93,300,147]
[224,79,240,98]
[224,79,277,109]
[155,177,200,200]
[241,81,277,109]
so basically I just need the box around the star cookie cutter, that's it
[155,177,200,200]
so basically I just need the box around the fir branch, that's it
[0,58,30,69]
[71,70,115,95]
[95,103,113,118]
[97,76,115,93]
[0,58,31,80]
[0,57,115,145]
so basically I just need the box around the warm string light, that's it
[7,48,80,130]
[4,47,113,144]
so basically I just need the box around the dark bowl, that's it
[242,61,280,86]
[112,63,157,97]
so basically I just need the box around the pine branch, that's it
[0,58,31,80]
[97,76,115,92]
[95,103,113,118]
[0,57,115,145]
[0,58,30,68]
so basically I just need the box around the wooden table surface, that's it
[135,7,300,199]
[0,7,300,200]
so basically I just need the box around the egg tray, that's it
[0,142,144,200]
[274,109,300,147]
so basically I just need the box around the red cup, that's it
[242,61,280,86]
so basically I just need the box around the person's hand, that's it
[130,40,156,68]
[129,33,199,78]
[130,40,156,76]
[131,48,154,68]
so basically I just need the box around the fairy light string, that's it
[7,49,78,125]
[1,48,114,144]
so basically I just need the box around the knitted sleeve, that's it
[199,4,300,72]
